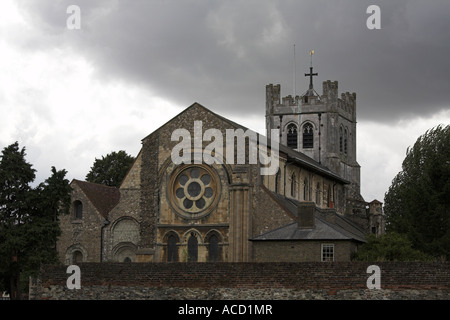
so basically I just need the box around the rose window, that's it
[170,166,220,218]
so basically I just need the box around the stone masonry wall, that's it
[29,262,450,300]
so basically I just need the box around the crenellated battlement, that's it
[266,84,301,118]
[321,80,356,116]
[340,92,356,110]
[322,80,339,101]
[265,84,280,114]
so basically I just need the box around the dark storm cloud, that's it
[16,0,450,122]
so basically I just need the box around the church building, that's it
[57,65,384,264]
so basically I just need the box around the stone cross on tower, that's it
[305,66,318,90]
[305,50,318,90]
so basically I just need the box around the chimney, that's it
[297,202,316,229]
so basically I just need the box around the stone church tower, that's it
[265,61,368,228]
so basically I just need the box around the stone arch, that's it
[65,244,87,265]
[162,230,181,262]
[111,217,140,248]
[181,229,203,244]
[112,242,137,262]
[300,120,317,130]
[162,230,181,242]
[182,229,203,263]
[205,230,223,262]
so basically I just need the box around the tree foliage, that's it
[85,150,135,187]
[0,142,71,299]
[353,232,432,261]
[384,124,450,260]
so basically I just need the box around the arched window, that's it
[74,201,83,220]
[167,235,178,262]
[303,178,309,201]
[275,170,280,194]
[339,127,343,153]
[316,182,321,205]
[344,129,348,154]
[291,173,297,198]
[187,233,198,262]
[208,234,219,262]
[327,185,333,208]
[286,123,298,149]
[303,123,314,149]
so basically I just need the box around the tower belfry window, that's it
[303,123,314,149]
[287,123,298,149]
[344,129,348,154]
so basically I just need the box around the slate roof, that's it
[72,179,120,218]
[251,191,367,243]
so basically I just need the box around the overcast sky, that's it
[1,0,449,204]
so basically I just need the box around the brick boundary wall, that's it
[29,262,450,300]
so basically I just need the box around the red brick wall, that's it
[34,262,449,292]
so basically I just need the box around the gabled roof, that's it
[142,102,348,184]
[71,179,120,218]
[251,191,366,243]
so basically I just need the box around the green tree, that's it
[0,142,36,299]
[86,150,135,187]
[353,232,431,261]
[0,142,71,299]
[384,124,450,260]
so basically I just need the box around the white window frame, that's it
[321,243,334,262]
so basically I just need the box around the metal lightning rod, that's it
[293,44,296,98]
